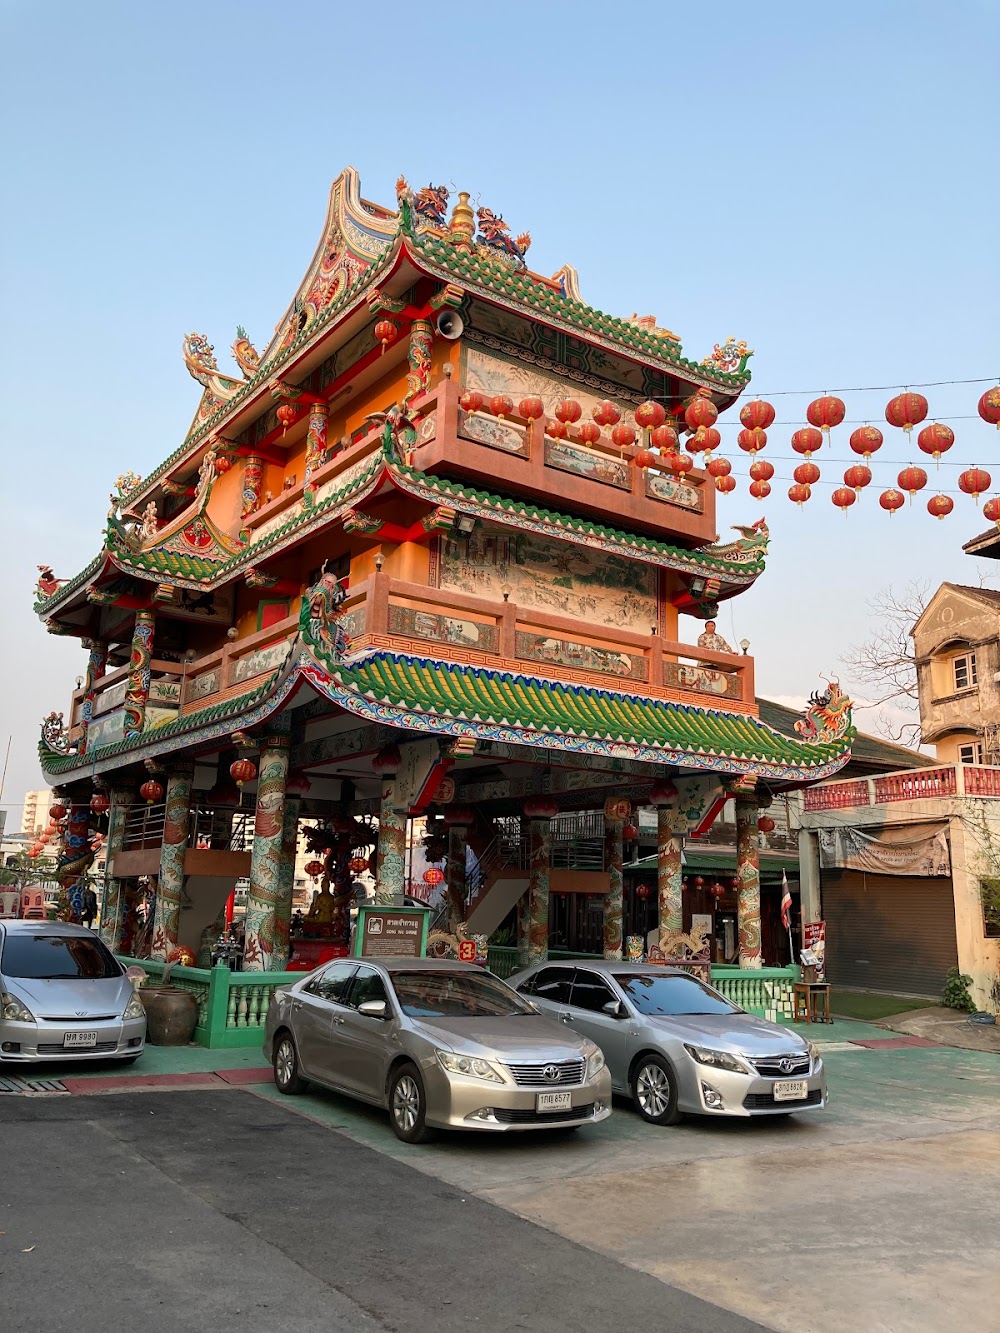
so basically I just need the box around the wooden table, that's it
[793,981,833,1023]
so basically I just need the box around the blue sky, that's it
[1,0,998,817]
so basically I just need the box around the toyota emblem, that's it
[543,1064,560,1082]
[779,1057,796,1073]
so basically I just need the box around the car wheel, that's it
[388,1062,432,1143]
[631,1054,682,1126]
[273,1033,306,1095]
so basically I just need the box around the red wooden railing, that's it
[803,763,1000,811]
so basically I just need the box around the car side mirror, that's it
[602,1000,626,1019]
[357,999,388,1019]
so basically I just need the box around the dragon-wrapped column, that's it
[271,794,302,970]
[735,792,763,968]
[524,799,556,965]
[56,799,97,923]
[243,728,292,971]
[304,403,329,481]
[443,807,472,934]
[79,639,107,755]
[652,786,683,954]
[100,788,135,952]
[150,768,193,960]
[123,609,155,740]
[603,816,624,960]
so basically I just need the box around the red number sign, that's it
[458,940,477,962]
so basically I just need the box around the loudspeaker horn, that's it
[435,310,465,340]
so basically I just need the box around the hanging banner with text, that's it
[816,823,950,877]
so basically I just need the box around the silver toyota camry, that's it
[0,921,146,1064]
[512,959,825,1124]
[263,957,612,1143]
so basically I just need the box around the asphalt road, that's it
[0,1089,765,1333]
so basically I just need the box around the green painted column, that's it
[123,609,156,740]
[272,794,302,970]
[100,788,135,952]
[376,780,406,905]
[735,794,763,968]
[243,732,291,971]
[603,818,624,959]
[151,768,193,959]
[526,817,552,964]
[656,804,684,952]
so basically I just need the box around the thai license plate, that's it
[63,1031,98,1049]
[536,1091,572,1112]
[773,1079,808,1101]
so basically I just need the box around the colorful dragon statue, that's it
[231,325,261,379]
[300,569,350,663]
[413,182,450,228]
[703,517,770,567]
[475,207,530,266]
[795,679,854,744]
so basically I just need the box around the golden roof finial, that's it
[448,191,475,252]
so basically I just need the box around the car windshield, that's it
[0,933,122,980]
[617,973,738,1016]
[390,971,535,1018]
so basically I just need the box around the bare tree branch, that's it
[841,580,930,747]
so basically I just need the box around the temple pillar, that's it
[241,455,265,520]
[375,780,406,906]
[150,768,193,959]
[243,730,291,970]
[656,804,684,951]
[735,793,763,968]
[271,794,302,970]
[100,788,135,952]
[526,816,553,964]
[123,609,155,740]
[445,824,468,934]
[304,402,329,480]
[57,800,95,923]
[603,818,624,959]
[80,639,107,754]
[798,828,821,927]
[405,318,434,404]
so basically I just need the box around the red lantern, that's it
[850,425,883,459]
[442,804,475,827]
[593,400,621,429]
[489,394,513,420]
[578,421,602,446]
[372,744,402,776]
[622,822,639,841]
[757,815,776,833]
[49,803,67,822]
[749,458,775,482]
[667,452,695,476]
[518,396,544,422]
[737,427,767,455]
[27,848,39,859]
[229,759,257,789]
[739,399,775,431]
[276,403,297,434]
[684,394,718,434]
[140,780,164,805]
[791,427,823,458]
[635,401,666,433]
[927,494,954,520]
[879,488,905,515]
[885,392,928,434]
[524,797,559,820]
[423,867,445,885]
[633,449,656,470]
[460,390,485,413]
[978,387,1000,429]
[844,464,872,493]
[832,486,857,513]
[650,424,678,452]
[897,465,928,497]
[788,482,812,507]
[374,319,399,352]
[959,467,992,501]
[555,399,582,425]
[917,422,955,463]
[697,427,722,457]
[213,454,232,474]
[793,462,820,486]
[348,856,369,874]
[709,880,726,901]
[715,474,737,494]
[90,793,110,815]
[983,498,1000,523]
[806,396,846,433]
[749,479,771,500]
[304,860,325,879]
[611,422,636,450]
[635,882,652,900]
[707,457,732,478]
[545,419,569,439]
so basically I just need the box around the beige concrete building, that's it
[21,789,55,838]
[912,583,1000,766]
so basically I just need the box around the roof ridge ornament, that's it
[701,337,753,374]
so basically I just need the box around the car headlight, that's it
[123,992,145,1020]
[683,1044,751,1075]
[586,1048,606,1080]
[436,1051,505,1083]
[1,992,35,1023]
[807,1041,819,1061]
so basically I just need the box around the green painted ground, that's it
[830,990,936,1021]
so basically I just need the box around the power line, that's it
[745,376,998,397]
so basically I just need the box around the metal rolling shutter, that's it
[822,870,958,996]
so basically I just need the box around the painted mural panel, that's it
[338,604,367,640]
[516,631,648,681]
[663,661,742,700]
[645,469,703,513]
[389,604,499,653]
[166,586,236,625]
[188,669,221,702]
[231,639,292,686]
[93,680,127,717]
[543,439,631,490]
[438,522,657,633]
[464,334,652,405]
[87,710,125,749]
[458,411,529,457]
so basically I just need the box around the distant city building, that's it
[21,789,54,838]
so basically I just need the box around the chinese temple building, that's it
[34,167,855,976]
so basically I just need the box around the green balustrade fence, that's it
[118,957,300,1049]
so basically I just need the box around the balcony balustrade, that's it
[802,763,1000,812]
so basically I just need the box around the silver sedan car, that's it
[263,957,612,1143]
[0,921,146,1064]
[512,960,825,1125]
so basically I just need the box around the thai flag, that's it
[780,871,793,930]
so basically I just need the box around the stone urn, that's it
[138,964,198,1046]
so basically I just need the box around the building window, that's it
[958,742,984,765]
[953,652,978,692]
